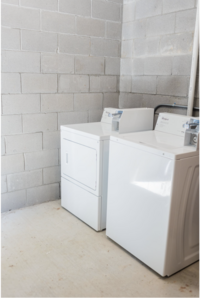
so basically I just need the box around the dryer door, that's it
[63,139,97,190]
[61,133,98,191]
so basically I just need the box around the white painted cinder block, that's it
[123,2,135,23]
[59,0,91,17]
[41,53,74,74]
[2,73,21,94]
[146,13,176,37]
[119,93,143,109]
[175,9,196,33]
[122,20,146,40]
[106,22,122,40]
[26,183,60,207]
[133,37,160,57]
[2,28,20,50]
[23,113,57,133]
[121,58,133,75]
[43,132,60,150]
[75,56,104,75]
[41,94,73,113]
[2,4,40,30]
[135,0,162,20]
[20,0,58,11]
[7,170,43,192]
[74,93,103,111]
[22,74,57,93]
[21,30,57,53]
[43,166,61,184]
[121,40,133,58]
[163,0,195,14]
[24,149,59,170]
[160,32,194,56]
[59,34,90,55]
[58,111,88,127]
[132,76,157,94]
[105,57,120,75]
[2,0,19,4]
[2,51,40,73]
[121,58,144,75]
[5,133,42,154]
[92,0,121,22]
[132,58,144,75]
[2,154,24,175]
[1,190,27,213]
[110,0,123,3]
[89,110,103,122]
[2,94,40,115]
[1,115,22,135]
[77,17,105,38]
[41,11,75,34]
[120,75,132,92]
[58,75,89,93]
[1,176,7,194]
[144,57,172,75]
[103,93,119,108]
[2,137,6,156]
[91,38,120,57]
[157,76,189,96]
[90,76,118,92]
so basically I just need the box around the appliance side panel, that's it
[101,139,110,230]
[164,155,199,276]
[106,140,174,276]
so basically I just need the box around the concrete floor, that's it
[2,200,199,297]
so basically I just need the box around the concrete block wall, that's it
[1,0,123,212]
[2,0,199,212]
[120,0,199,115]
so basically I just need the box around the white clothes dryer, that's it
[106,113,199,276]
[61,108,154,231]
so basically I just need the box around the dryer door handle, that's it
[66,152,69,164]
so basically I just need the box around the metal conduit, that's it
[187,3,199,116]
[154,103,199,114]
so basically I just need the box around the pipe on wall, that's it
[187,3,199,116]
[154,103,199,115]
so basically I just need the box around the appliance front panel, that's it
[61,178,101,231]
[106,140,174,276]
[62,139,97,190]
[61,131,102,196]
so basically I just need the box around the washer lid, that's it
[111,131,198,160]
[61,122,114,140]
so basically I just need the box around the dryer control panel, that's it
[155,113,199,137]
[102,107,154,133]
[101,108,123,124]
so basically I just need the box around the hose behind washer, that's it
[154,103,199,114]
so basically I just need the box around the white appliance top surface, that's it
[111,130,198,160]
[61,122,117,140]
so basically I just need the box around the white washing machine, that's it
[61,108,154,231]
[106,113,199,276]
